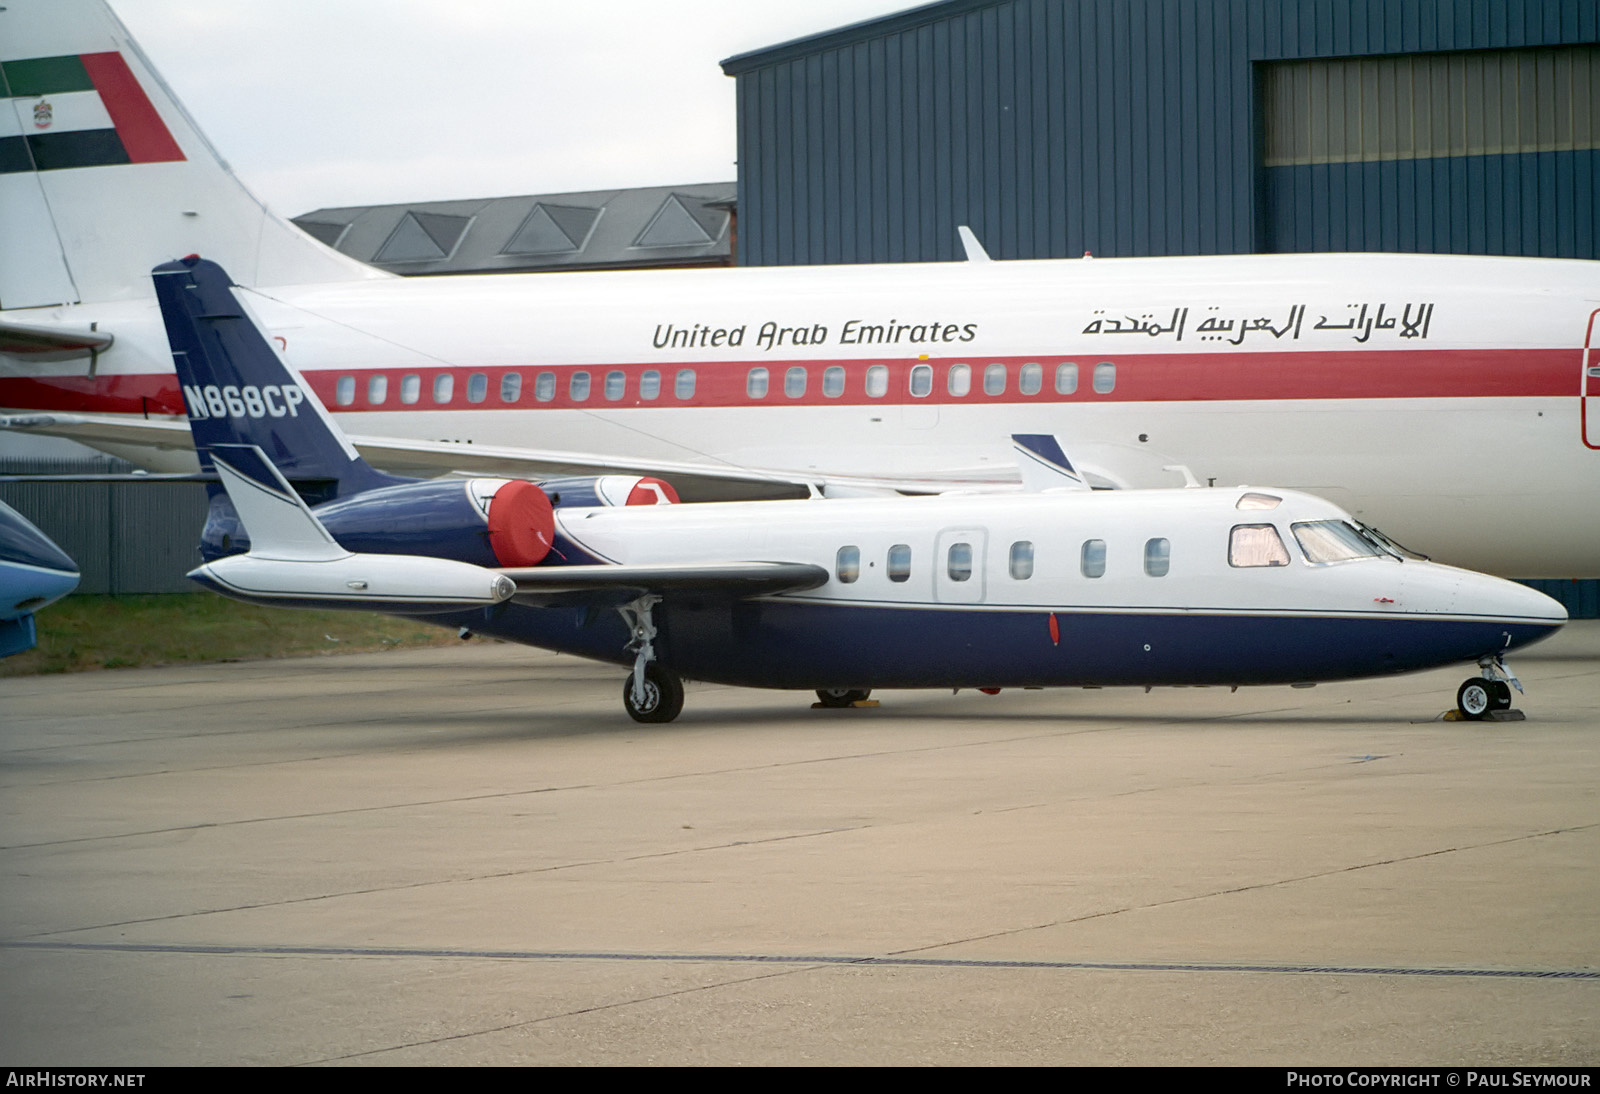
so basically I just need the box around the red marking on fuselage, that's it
[79,52,185,164]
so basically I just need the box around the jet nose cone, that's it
[1459,572,1568,652]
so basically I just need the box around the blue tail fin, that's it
[152,256,406,503]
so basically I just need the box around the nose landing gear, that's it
[1454,653,1522,721]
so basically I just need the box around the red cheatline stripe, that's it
[0,347,1578,418]
[79,52,183,164]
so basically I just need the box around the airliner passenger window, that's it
[367,374,388,405]
[785,366,807,398]
[534,372,555,402]
[947,542,973,581]
[467,372,488,403]
[604,371,625,401]
[747,367,769,399]
[1009,541,1034,579]
[1081,539,1106,578]
[1019,363,1042,395]
[888,543,912,582]
[1293,521,1381,564]
[501,372,522,403]
[836,546,860,583]
[433,373,454,404]
[948,364,971,396]
[1056,362,1079,394]
[1144,537,1170,577]
[1093,361,1116,394]
[823,366,845,397]
[984,363,1006,395]
[865,365,889,398]
[640,370,661,400]
[399,374,421,404]
[1229,524,1290,567]
[910,364,932,397]
[335,377,356,406]
[569,371,590,401]
[674,369,696,399]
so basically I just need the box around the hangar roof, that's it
[293,182,736,275]
[721,0,982,74]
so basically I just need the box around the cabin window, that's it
[500,372,522,403]
[604,370,626,401]
[1144,537,1171,577]
[399,374,421,404]
[569,371,591,401]
[947,542,973,582]
[747,367,769,399]
[534,371,555,402]
[947,363,971,396]
[888,543,912,582]
[433,373,454,404]
[674,369,696,399]
[865,365,889,398]
[836,546,860,584]
[467,372,488,403]
[1230,524,1291,567]
[640,370,661,400]
[1009,541,1034,579]
[984,363,1006,395]
[1293,521,1382,564]
[366,374,388,405]
[1081,538,1106,578]
[1055,362,1079,394]
[1019,362,1043,396]
[1093,361,1116,394]
[335,376,356,406]
[909,364,933,397]
[823,366,846,397]
[785,366,807,398]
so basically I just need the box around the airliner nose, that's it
[1463,571,1568,651]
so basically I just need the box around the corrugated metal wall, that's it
[724,0,1600,264]
[0,459,208,594]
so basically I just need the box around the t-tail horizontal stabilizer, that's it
[1010,434,1091,492]
[152,256,407,500]
[189,444,515,613]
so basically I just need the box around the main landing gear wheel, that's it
[624,664,684,724]
[815,688,871,708]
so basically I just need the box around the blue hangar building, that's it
[721,0,1598,266]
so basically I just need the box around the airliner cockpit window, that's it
[1293,521,1382,564]
[1230,524,1290,567]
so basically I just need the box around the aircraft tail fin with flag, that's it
[0,0,383,311]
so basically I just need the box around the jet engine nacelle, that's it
[538,475,680,509]
[200,477,556,567]
[189,551,518,615]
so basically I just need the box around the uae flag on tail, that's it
[0,51,185,173]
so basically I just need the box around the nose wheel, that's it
[1454,653,1521,721]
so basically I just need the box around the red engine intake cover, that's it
[485,479,555,566]
[627,477,680,505]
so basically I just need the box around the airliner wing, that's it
[0,412,1007,499]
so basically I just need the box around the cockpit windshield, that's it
[1292,520,1384,564]
[1357,522,1430,561]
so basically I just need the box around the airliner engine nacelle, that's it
[199,477,556,567]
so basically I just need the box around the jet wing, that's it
[501,560,829,606]
[0,412,1008,499]
[0,321,114,363]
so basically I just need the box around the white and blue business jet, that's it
[157,257,1566,723]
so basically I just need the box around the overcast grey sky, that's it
[109,0,917,217]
